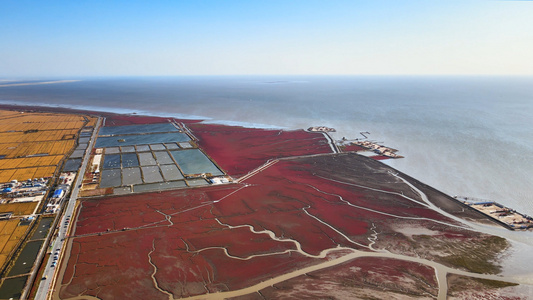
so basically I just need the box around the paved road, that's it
[34,117,101,300]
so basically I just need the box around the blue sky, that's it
[1,0,532,77]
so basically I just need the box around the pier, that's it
[454,196,533,231]
[307,126,336,133]
[343,140,403,159]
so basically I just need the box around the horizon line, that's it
[2,74,533,80]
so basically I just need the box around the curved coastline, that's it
[0,103,532,299]
[0,100,287,130]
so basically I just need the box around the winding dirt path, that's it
[62,154,531,300]
[148,239,173,300]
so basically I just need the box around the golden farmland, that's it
[0,155,63,169]
[0,166,57,183]
[0,140,75,159]
[0,109,92,182]
[0,202,38,216]
[0,112,85,125]
[0,129,79,144]
[0,219,31,268]
[0,119,85,132]
[0,111,22,119]
[86,116,98,127]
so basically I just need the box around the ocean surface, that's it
[1,76,532,216]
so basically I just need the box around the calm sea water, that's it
[1,76,532,216]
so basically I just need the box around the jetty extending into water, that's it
[454,196,533,231]
[307,126,336,133]
[347,140,404,159]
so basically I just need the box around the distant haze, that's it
[1,1,533,77]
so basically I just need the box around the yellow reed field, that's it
[0,140,75,159]
[33,166,57,178]
[0,219,28,242]
[10,224,28,241]
[0,129,79,144]
[0,220,18,238]
[12,166,57,181]
[0,219,31,268]
[0,121,86,132]
[0,111,22,119]
[0,237,8,251]
[86,116,98,127]
[0,110,89,182]
[0,250,8,268]
[0,166,57,182]
[0,202,38,215]
[2,240,19,254]
[0,254,7,268]
[11,168,37,181]
[0,113,85,125]
[0,219,8,232]
[0,155,63,169]
[0,170,16,183]
[0,143,20,156]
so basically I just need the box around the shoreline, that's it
[1,76,532,220]
[0,103,527,233]
[0,101,286,130]
[1,105,531,299]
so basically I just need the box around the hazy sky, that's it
[1,0,532,77]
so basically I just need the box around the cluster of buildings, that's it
[44,189,64,214]
[0,178,49,203]
[81,149,102,189]
[209,176,232,185]
[45,172,75,214]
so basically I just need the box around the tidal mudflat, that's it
[50,113,527,300]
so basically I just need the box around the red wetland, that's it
[56,122,513,300]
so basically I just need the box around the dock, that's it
[307,126,336,133]
[455,196,533,231]
[345,140,403,159]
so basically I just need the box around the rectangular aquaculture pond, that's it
[153,151,174,164]
[120,146,136,153]
[122,167,143,185]
[95,132,190,148]
[100,169,122,188]
[121,153,139,168]
[133,181,187,193]
[160,164,184,181]
[149,144,166,151]
[7,240,44,276]
[170,149,223,176]
[70,149,85,158]
[0,276,27,299]
[141,166,164,183]
[138,152,157,166]
[102,154,121,169]
[63,158,82,172]
[98,123,179,136]
[135,145,151,152]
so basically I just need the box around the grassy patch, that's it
[440,236,508,274]
[473,278,518,288]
